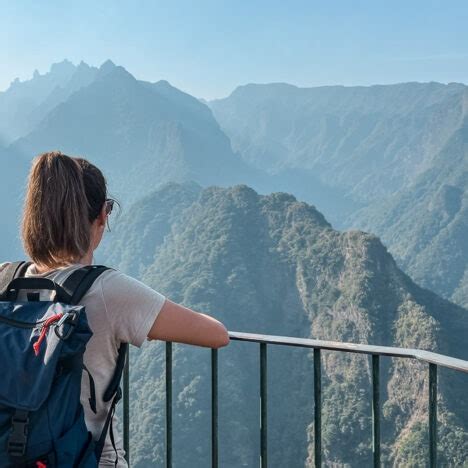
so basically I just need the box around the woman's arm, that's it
[148,299,230,349]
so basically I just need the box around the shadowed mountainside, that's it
[0,60,92,144]
[351,118,468,308]
[12,61,261,204]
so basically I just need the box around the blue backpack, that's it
[0,262,127,468]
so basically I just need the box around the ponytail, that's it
[21,151,106,269]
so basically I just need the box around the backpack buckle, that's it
[7,410,29,458]
[54,311,78,340]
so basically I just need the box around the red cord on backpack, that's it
[33,313,63,356]
[36,461,47,468]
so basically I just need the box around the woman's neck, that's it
[34,251,93,274]
[79,250,93,266]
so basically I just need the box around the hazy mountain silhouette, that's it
[12,60,261,204]
[26,61,99,132]
[0,60,265,259]
[0,145,28,258]
[0,60,78,144]
[4,62,468,312]
[352,117,468,307]
[210,82,465,222]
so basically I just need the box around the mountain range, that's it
[4,61,468,309]
[101,182,468,467]
[209,82,468,308]
[0,60,262,259]
[2,60,468,465]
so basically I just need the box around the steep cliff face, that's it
[211,82,468,313]
[210,82,466,207]
[101,183,468,467]
[352,119,468,309]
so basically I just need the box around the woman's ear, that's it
[98,203,107,228]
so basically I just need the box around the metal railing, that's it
[122,331,468,467]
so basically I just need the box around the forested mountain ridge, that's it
[101,183,468,467]
[209,82,468,310]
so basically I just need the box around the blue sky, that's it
[2,0,468,99]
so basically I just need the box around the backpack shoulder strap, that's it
[94,343,128,462]
[60,264,129,463]
[60,264,129,462]
[60,265,111,305]
[103,343,128,402]
[0,261,32,300]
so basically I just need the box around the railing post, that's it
[211,348,218,468]
[429,363,437,468]
[260,343,268,468]
[123,347,130,465]
[372,354,380,467]
[166,342,173,468]
[314,349,322,468]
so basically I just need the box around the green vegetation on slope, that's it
[102,183,468,467]
[210,82,468,311]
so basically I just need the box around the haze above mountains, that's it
[1,59,468,464]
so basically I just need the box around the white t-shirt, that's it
[0,262,166,467]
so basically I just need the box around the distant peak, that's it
[96,60,135,83]
[49,59,75,74]
[10,77,20,88]
[222,82,299,101]
[156,79,171,86]
[100,59,117,72]
[77,60,91,69]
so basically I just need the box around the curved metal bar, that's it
[228,331,468,373]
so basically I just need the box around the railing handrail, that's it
[228,331,468,373]
[123,332,468,467]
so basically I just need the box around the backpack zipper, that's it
[0,312,68,356]
[0,315,47,329]
[32,313,64,356]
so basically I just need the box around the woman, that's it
[0,151,229,466]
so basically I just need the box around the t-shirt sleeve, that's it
[100,270,166,347]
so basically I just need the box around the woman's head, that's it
[22,151,111,269]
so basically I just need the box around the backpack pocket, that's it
[53,413,97,467]
[0,302,83,411]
